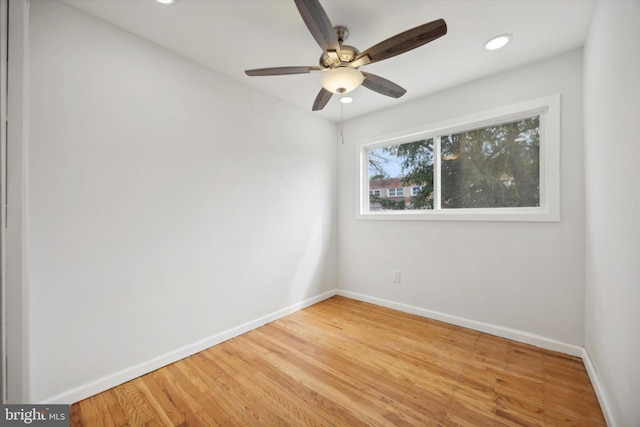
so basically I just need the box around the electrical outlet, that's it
[392,270,401,283]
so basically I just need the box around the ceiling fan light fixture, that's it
[339,96,354,104]
[485,34,512,51]
[321,66,364,94]
[154,0,176,5]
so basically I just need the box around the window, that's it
[370,189,381,197]
[358,95,560,221]
[388,188,404,197]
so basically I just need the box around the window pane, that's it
[368,139,434,211]
[440,117,540,209]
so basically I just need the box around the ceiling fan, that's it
[245,0,447,111]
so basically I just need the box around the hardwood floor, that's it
[70,296,606,426]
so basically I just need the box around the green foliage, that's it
[368,151,391,180]
[441,117,539,208]
[369,195,406,210]
[383,139,434,209]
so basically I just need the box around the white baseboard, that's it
[38,289,338,405]
[581,348,617,427]
[337,290,583,357]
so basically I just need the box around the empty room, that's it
[1,0,638,426]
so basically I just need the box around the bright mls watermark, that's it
[2,405,69,426]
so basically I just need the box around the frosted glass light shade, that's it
[321,67,364,94]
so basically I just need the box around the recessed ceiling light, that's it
[339,96,354,104]
[485,34,512,51]
[155,0,176,5]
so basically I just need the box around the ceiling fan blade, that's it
[361,72,407,98]
[245,66,321,76]
[312,88,333,111]
[294,0,340,54]
[355,19,447,66]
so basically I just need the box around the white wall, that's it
[584,1,640,426]
[27,0,337,402]
[338,50,585,346]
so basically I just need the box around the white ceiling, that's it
[60,0,595,122]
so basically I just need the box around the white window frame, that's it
[411,186,421,196]
[357,95,560,222]
[370,189,381,197]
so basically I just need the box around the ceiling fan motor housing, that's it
[319,44,360,68]
[319,26,359,68]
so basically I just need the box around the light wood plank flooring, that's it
[70,296,605,426]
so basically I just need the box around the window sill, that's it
[357,207,559,222]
